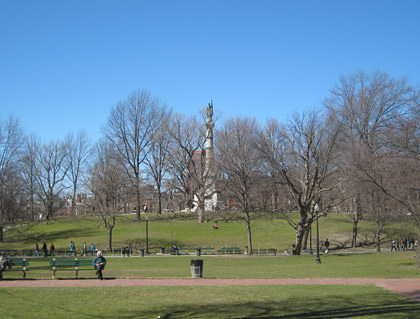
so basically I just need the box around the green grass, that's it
[1,285,420,318]
[4,211,417,253]
[2,213,420,318]
[2,252,419,280]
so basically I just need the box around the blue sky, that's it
[1,0,419,143]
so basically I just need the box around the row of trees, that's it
[213,72,419,255]
[0,123,91,241]
[1,71,420,255]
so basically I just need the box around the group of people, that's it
[38,212,49,224]
[34,242,55,257]
[33,241,100,258]
[391,238,418,251]
[69,241,98,256]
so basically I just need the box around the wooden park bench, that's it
[12,259,30,278]
[251,248,277,256]
[195,247,214,255]
[50,258,93,279]
[0,259,29,279]
[217,247,243,255]
[169,247,189,255]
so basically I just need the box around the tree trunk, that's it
[352,218,358,248]
[47,195,54,219]
[293,208,309,255]
[302,226,309,250]
[71,194,76,215]
[157,186,162,214]
[376,213,381,252]
[197,197,205,223]
[245,211,253,255]
[293,222,306,255]
[108,227,113,251]
[136,175,141,221]
[0,226,3,242]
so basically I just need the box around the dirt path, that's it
[1,277,420,301]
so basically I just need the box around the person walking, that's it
[34,243,39,256]
[90,243,95,256]
[324,238,330,254]
[49,242,55,256]
[70,241,75,256]
[83,242,87,256]
[92,250,106,280]
[42,242,48,257]
[391,239,396,252]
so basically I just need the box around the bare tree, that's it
[35,140,68,220]
[372,102,420,238]
[325,71,418,250]
[65,131,90,214]
[89,141,128,251]
[105,89,164,220]
[167,113,211,222]
[0,116,24,241]
[258,112,341,255]
[216,117,261,255]
[144,107,172,214]
[21,135,40,222]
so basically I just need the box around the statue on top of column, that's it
[206,101,213,122]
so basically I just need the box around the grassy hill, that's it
[1,211,418,252]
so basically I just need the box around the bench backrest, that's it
[11,259,29,267]
[50,259,92,267]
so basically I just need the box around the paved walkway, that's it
[1,278,420,301]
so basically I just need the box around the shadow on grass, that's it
[20,228,98,245]
[113,298,420,319]
[2,221,98,246]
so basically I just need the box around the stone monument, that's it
[204,101,218,211]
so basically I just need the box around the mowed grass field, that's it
[1,252,419,280]
[2,285,420,319]
[1,211,418,253]
[2,212,420,318]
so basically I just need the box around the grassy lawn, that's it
[1,285,420,319]
[2,212,418,254]
[2,214,420,318]
[2,252,419,280]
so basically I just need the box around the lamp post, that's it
[315,204,321,264]
[309,213,313,254]
[145,216,149,254]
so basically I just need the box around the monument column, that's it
[205,101,217,211]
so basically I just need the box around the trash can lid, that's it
[190,259,203,266]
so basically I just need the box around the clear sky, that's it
[1,0,419,143]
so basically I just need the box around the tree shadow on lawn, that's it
[114,297,420,319]
[18,228,98,245]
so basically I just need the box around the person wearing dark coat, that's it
[92,250,106,280]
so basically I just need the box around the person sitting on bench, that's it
[92,250,106,280]
[0,251,12,279]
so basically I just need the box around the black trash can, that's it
[190,259,203,278]
[196,248,201,256]
[160,247,165,254]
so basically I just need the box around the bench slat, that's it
[50,258,94,279]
